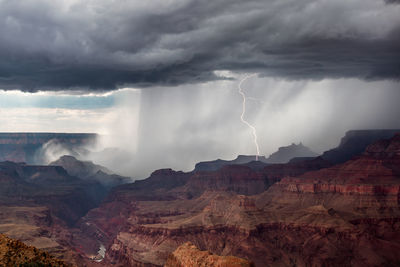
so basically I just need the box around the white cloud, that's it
[0,107,110,133]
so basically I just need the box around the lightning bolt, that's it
[238,74,260,161]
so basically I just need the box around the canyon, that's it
[0,130,399,266]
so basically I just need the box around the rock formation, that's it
[254,133,400,266]
[194,143,319,172]
[50,155,111,178]
[321,129,400,164]
[194,155,269,172]
[165,242,253,267]
[0,234,72,266]
[0,161,106,225]
[194,130,400,172]
[50,155,131,188]
[78,154,330,265]
[81,134,400,266]
[266,142,319,163]
[0,161,107,265]
[0,130,399,266]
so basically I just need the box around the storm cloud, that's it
[0,0,399,91]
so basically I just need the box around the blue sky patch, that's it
[0,92,115,109]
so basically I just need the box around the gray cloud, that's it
[0,0,399,91]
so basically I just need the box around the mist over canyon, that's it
[4,77,398,179]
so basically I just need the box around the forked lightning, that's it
[238,74,260,161]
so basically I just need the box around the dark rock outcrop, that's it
[0,161,107,226]
[261,156,331,183]
[50,155,111,178]
[321,129,400,164]
[50,155,131,188]
[194,143,318,172]
[266,142,318,164]
[194,155,269,172]
[107,168,191,201]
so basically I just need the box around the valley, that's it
[0,130,399,266]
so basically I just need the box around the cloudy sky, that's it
[0,0,399,177]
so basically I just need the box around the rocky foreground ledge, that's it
[0,234,72,266]
[165,242,253,267]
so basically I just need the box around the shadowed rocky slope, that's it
[321,129,400,164]
[0,234,72,266]
[0,161,106,225]
[0,161,108,265]
[50,155,131,189]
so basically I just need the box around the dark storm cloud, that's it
[385,0,400,4]
[0,0,399,91]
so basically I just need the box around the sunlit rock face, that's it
[0,133,98,164]
[165,242,254,267]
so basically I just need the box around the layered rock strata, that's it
[84,134,400,266]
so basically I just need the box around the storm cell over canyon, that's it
[0,0,399,178]
[1,1,400,266]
